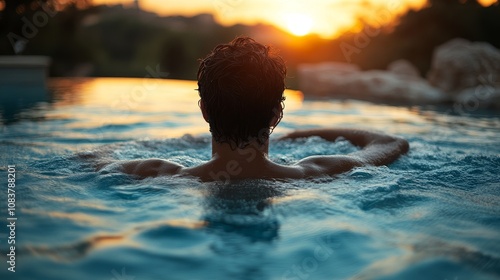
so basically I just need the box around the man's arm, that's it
[76,146,183,178]
[97,159,183,178]
[119,159,183,177]
[279,128,409,176]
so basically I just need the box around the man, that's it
[100,37,409,182]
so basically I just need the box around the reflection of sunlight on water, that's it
[21,208,108,227]
[41,196,125,212]
[44,78,304,139]
[24,218,208,262]
[26,234,138,262]
[280,100,427,135]
[50,77,304,111]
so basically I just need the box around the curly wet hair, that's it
[197,37,287,148]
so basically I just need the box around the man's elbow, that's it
[373,135,409,152]
[396,137,409,154]
[367,136,409,166]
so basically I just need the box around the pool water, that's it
[1,78,499,280]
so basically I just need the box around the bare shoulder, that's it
[118,158,183,178]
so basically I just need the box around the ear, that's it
[199,100,209,123]
[269,102,284,127]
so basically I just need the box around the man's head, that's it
[197,37,286,148]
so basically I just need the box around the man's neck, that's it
[211,139,269,163]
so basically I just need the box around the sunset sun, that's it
[285,13,313,36]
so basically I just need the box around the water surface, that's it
[1,78,499,280]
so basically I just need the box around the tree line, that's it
[0,0,498,88]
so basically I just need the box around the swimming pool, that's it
[1,78,499,280]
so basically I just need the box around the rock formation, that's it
[298,38,500,108]
[298,62,446,104]
[428,38,500,95]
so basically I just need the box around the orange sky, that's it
[93,0,498,38]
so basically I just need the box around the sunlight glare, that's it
[477,0,497,5]
[285,13,313,36]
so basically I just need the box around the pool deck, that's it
[0,56,51,122]
[0,55,51,88]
